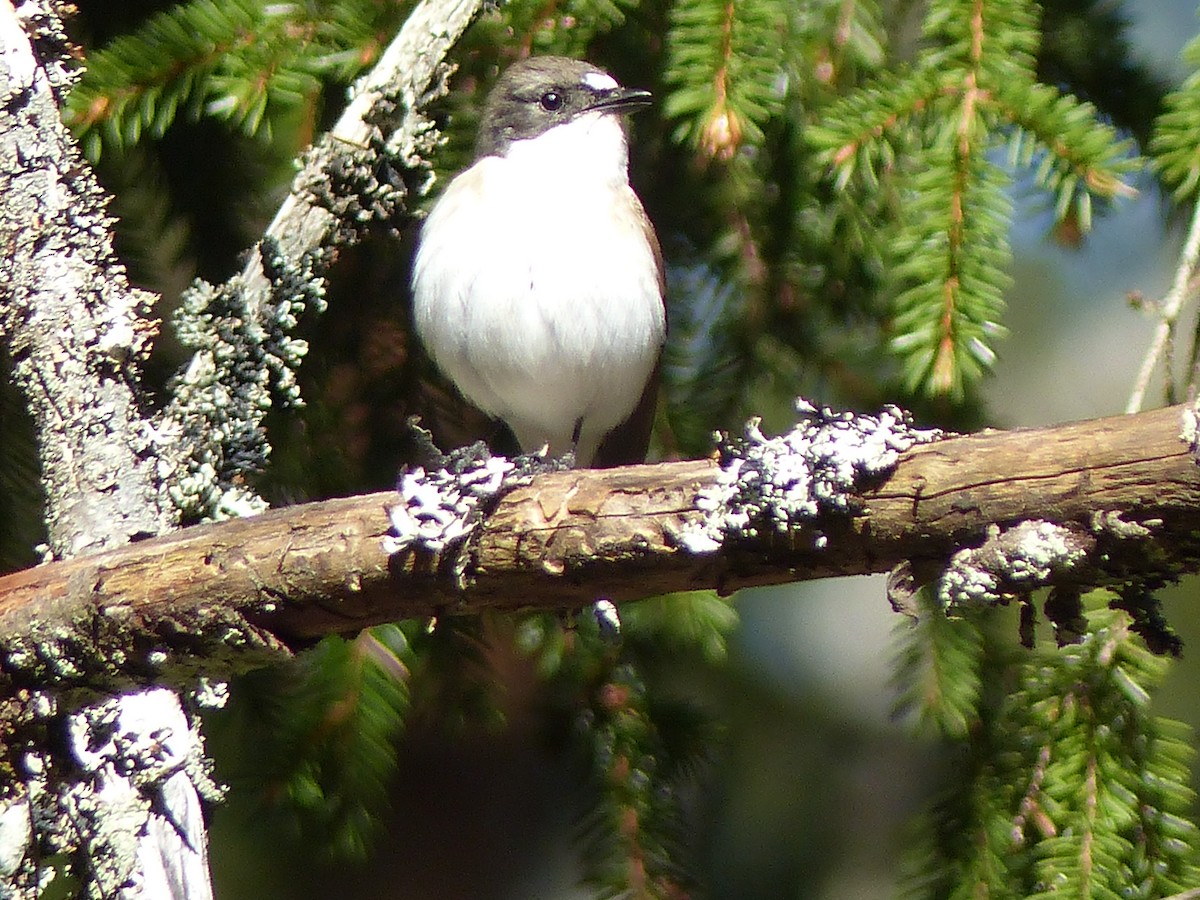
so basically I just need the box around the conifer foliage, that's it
[44,0,1200,897]
[808,0,1135,399]
[896,606,1200,898]
[212,626,414,861]
[66,0,406,159]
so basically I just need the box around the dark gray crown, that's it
[474,57,651,159]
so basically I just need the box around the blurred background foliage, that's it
[3,0,1200,896]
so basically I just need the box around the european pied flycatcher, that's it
[411,57,665,467]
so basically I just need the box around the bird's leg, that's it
[566,416,584,468]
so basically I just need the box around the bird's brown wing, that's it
[592,203,666,468]
[591,358,661,467]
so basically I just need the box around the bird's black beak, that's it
[586,87,653,115]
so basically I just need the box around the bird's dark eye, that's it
[539,91,563,111]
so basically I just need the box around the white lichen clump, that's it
[385,454,519,553]
[680,400,941,554]
[1181,399,1200,456]
[937,520,1089,608]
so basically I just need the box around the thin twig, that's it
[1126,199,1200,413]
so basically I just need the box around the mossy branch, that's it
[0,403,1196,666]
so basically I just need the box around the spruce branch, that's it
[810,0,1136,399]
[65,0,408,157]
[997,81,1138,229]
[219,625,412,859]
[663,0,785,158]
[504,0,637,59]
[1152,30,1200,202]
[900,608,1200,897]
[522,602,722,896]
[659,263,748,456]
[810,68,941,189]
[889,151,1012,398]
[890,586,983,738]
[1020,610,1200,897]
[66,0,265,157]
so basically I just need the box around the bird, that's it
[410,56,665,468]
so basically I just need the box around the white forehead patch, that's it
[582,71,619,91]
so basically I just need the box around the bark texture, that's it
[0,0,168,557]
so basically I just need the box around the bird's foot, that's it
[383,431,574,568]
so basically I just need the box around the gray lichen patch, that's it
[1181,398,1200,459]
[386,453,519,555]
[5,688,223,900]
[937,520,1094,609]
[1,601,289,696]
[1090,509,1160,539]
[384,438,571,562]
[678,400,942,554]
[159,45,426,526]
[164,266,310,521]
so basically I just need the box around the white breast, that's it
[411,114,665,464]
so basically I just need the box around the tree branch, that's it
[0,0,169,555]
[1,403,1195,655]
